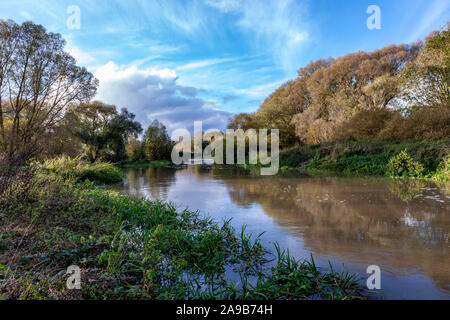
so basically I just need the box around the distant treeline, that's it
[228,25,449,149]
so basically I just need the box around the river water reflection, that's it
[114,166,450,299]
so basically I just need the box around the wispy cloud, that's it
[204,0,310,72]
[177,57,238,71]
[236,0,310,72]
[235,80,284,98]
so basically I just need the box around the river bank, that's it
[0,158,366,300]
[232,140,449,187]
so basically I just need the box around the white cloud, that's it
[95,61,177,81]
[65,41,95,66]
[148,44,181,53]
[94,61,231,134]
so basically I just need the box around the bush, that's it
[387,150,425,177]
[41,156,124,184]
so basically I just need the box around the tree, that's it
[257,78,310,147]
[38,115,84,159]
[67,101,142,162]
[0,20,98,158]
[126,138,145,161]
[227,113,259,131]
[226,41,422,146]
[143,120,173,160]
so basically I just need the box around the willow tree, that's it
[0,20,98,158]
[66,101,118,162]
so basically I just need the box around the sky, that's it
[0,0,449,133]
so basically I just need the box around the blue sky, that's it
[0,0,449,133]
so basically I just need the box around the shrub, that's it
[387,150,425,177]
[0,153,39,204]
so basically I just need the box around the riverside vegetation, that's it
[0,156,366,300]
[278,140,449,182]
[232,140,449,189]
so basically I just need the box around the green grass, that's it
[0,163,366,300]
[41,156,124,184]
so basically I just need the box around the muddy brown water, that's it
[113,166,450,299]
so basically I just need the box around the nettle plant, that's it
[387,150,425,178]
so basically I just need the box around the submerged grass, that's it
[0,159,367,300]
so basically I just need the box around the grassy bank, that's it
[277,140,449,181]
[0,158,365,300]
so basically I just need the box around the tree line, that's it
[229,25,449,149]
[1,19,448,163]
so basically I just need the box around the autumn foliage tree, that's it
[291,43,421,144]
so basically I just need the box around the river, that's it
[113,165,450,299]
